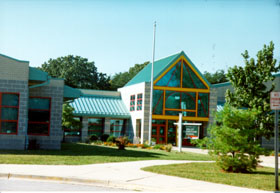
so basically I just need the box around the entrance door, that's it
[152,124,166,144]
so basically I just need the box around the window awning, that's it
[70,96,130,119]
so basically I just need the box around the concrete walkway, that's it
[0,159,270,192]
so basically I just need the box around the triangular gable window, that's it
[154,58,207,89]
[155,61,181,87]
[182,61,207,89]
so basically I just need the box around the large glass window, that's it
[28,97,51,135]
[198,93,209,117]
[182,61,207,89]
[137,93,143,111]
[165,91,196,110]
[88,118,104,137]
[155,61,181,87]
[110,119,126,137]
[130,95,135,111]
[152,90,163,115]
[0,93,19,134]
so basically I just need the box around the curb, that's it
[0,173,154,192]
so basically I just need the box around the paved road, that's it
[0,178,129,191]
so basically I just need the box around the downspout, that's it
[25,76,51,150]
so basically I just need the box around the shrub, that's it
[115,136,129,150]
[106,136,116,143]
[101,134,109,142]
[197,105,267,173]
[153,144,162,150]
[92,140,103,145]
[142,144,150,149]
[164,144,173,152]
[89,134,98,142]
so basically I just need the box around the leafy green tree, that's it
[203,70,228,84]
[110,61,149,90]
[197,105,267,173]
[226,41,280,139]
[62,103,81,131]
[41,55,111,90]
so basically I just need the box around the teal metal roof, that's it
[29,67,48,81]
[64,85,82,99]
[70,96,130,118]
[124,51,211,88]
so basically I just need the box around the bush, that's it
[164,144,173,152]
[92,140,103,145]
[153,144,162,150]
[197,105,267,173]
[115,136,129,150]
[106,135,116,143]
[142,144,150,149]
[101,134,109,142]
[89,134,98,142]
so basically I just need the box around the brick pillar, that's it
[206,88,218,136]
[81,117,88,142]
[104,118,111,135]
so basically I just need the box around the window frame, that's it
[0,92,20,135]
[130,95,135,111]
[136,93,143,111]
[88,117,104,136]
[28,96,51,136]
[110,119,126,137]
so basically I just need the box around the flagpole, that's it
[148,21,156,145]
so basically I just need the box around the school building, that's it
[67,51,217,146]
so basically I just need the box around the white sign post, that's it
[270,92,280,191]
[174,113,202,153]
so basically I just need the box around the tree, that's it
[40,55,111,90]
[197,105,267,173]
[226,41,280,139]
[203,70,228,84]
[62,103,81,132]
[110,61,149,90]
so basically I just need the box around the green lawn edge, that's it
[142,162,278,191]
[0,143,212,165]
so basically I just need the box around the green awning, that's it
[70,96,130,118]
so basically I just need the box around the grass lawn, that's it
[0,143,211,165]
[142,162,279,191]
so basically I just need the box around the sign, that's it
[270,92,280,110]
[185,125,199,139]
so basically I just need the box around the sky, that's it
[0,0,280,76]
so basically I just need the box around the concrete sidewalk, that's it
[0,160,269,192]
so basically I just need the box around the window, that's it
[0,93,19,134]
[137,93,143,111]
[198,93,209,117]
[88,118,104,137]
[110,119,126,137]
[130,95,135,111]
[136,119,141,138]
[28,97,51,135]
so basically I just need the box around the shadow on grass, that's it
[0,143,165,158]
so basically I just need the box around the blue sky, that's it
[0,0,280,76]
